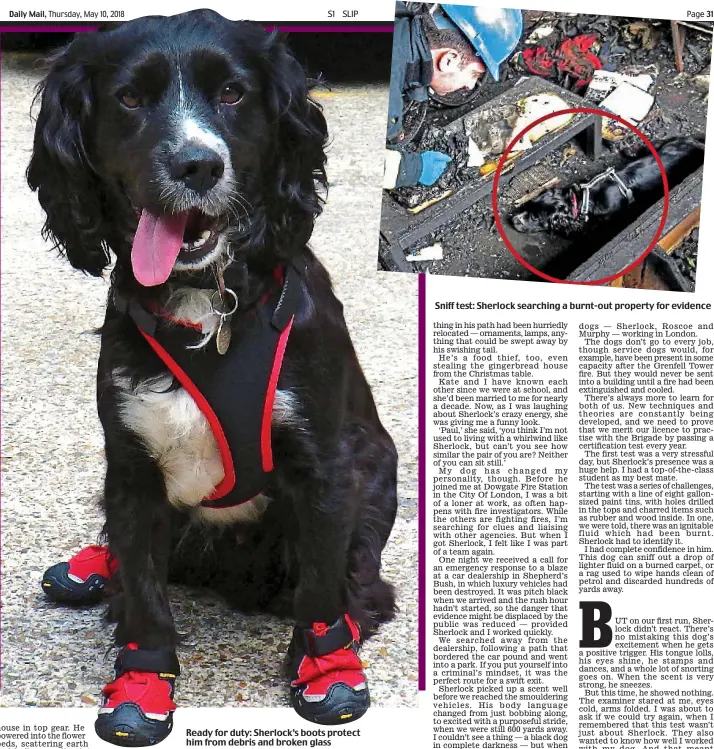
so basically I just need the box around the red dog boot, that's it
[42,545,118,604]
[95,643,179,747]
[290,614,369,725]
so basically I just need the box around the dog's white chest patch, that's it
[114,372,296,524]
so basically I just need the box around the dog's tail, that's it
[677,134,706,163]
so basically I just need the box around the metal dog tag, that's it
[212,285,238,356]
[216,317,232,355]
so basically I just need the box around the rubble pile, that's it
[672,228,698,286]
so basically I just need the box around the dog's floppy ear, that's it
[26,36,110,276]
[262,32,328,255]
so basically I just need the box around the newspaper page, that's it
[0,1,421,747]
[2,1,714,749]
[394,3,713,749]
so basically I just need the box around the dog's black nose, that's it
[170,146,225,194]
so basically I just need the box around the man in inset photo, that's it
[384,2,523,189]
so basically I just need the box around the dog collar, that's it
[571,190,579,218]
[114,263,304,510]
[578,166,635,220]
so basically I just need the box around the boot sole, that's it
[95,703,173,747]
[291,682,370,725]
[42,562,107,605]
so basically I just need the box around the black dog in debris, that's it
[28,10,397,744]
[510,136,705,236]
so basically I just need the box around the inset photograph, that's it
[380,4,710,289]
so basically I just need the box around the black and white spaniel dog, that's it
[28,10,397,744]
[510,136,705,236]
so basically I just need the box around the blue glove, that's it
[418,151,452,186]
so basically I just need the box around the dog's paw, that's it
[41,545,117,605]
[95,644,179,746]
[289,615,370,725]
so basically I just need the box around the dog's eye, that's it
[219,84,243,106]
[118,88,143,109]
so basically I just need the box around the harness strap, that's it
[137,328,238,503]
[112,293,157,337]
[610,170,635,203]
[111,263,305,510]
[115,647,181,678]
[293,616,359,658]
[272,264,303,331]
[579,166,634,220]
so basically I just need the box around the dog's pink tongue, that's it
[131,210,188,286]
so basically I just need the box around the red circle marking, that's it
[491,107,669,285]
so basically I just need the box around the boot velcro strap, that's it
[294,616,356,658]
[115,647,180,678]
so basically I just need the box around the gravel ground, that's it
[0,52,418,710]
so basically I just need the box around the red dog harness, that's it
[114,264,303,510]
